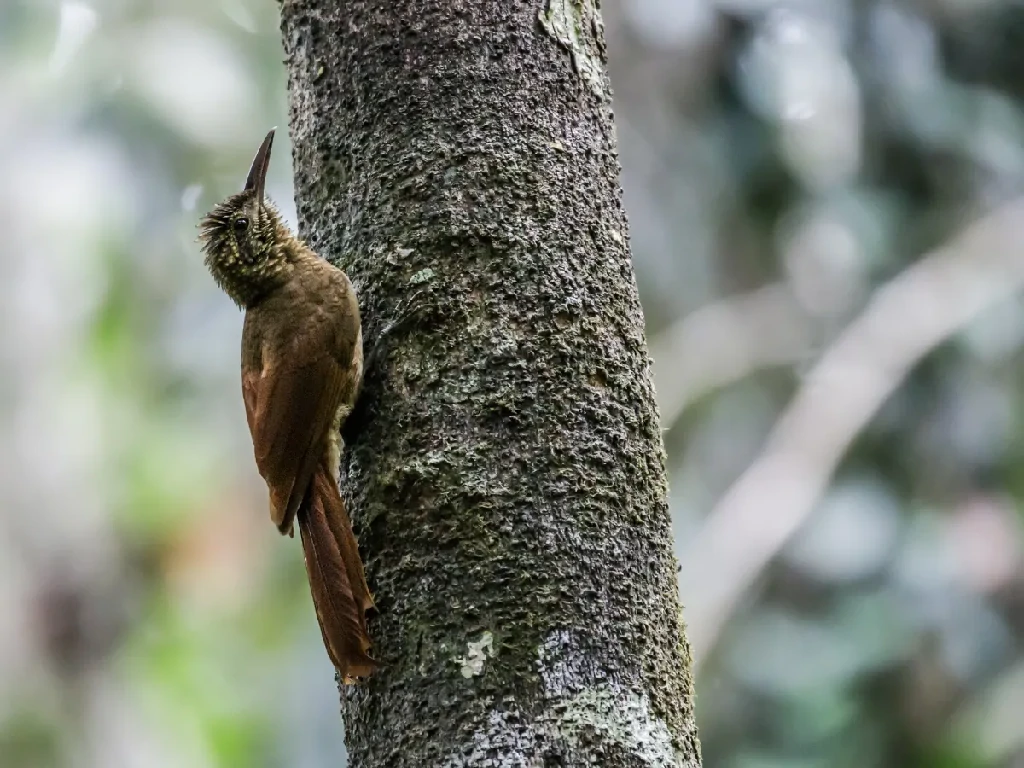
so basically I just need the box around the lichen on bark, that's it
[538,0,608,100]
[278,0,701,765]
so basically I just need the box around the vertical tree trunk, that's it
[279,1,701,765]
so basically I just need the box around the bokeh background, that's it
[2,0,1023,766]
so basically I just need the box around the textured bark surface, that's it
[279,1,701,765]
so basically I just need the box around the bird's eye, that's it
[233,217,249,232]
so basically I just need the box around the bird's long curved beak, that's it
[244,128,275,205]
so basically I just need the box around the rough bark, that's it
[279,1,701,766]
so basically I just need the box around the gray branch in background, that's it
[670,200,1024,664]
[651,283,813,428]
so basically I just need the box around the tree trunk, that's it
[279,1,701,765]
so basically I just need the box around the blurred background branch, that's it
[677,197,1024,662]
[652,283,813,427]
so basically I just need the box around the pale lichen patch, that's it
[553,687,679,766]
[455,630,495,679]
[538,0,608,100]
[410,267,435,285]
[536,630,682,766]
[443,630,696,766]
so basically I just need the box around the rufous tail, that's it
[297,459,377,682]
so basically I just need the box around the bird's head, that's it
[199,128,294,308]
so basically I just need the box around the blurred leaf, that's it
[0,709,61,768]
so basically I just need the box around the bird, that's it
[198,128,377,682]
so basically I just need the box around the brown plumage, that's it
[198,129,376,682]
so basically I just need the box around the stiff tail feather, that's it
[298,461,377,682]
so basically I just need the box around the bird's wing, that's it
[241,327,354,536]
